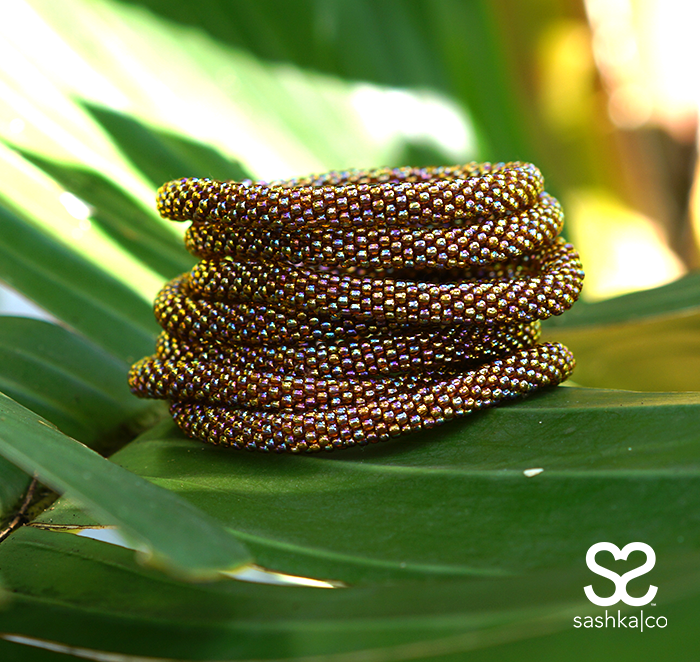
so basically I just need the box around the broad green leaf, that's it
[0,392,251,578]
[547,272,700,328]
[84,103,253,187]
[35,388,700,585]
[1,525,698,661]
[0,204,157,364]
[0,316,155,448]
[543,273,700,390]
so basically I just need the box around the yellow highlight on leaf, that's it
[566,188,685,301]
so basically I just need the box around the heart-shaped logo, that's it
[584,542,658,606]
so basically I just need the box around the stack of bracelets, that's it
[128,162,584,453]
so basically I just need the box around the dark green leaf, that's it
[34,387,700,585]
[0,458,30,524]
[0,392,251,578]
[0,316,155,447]
[0,523,699,661]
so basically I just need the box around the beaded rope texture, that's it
[129,162,584,453]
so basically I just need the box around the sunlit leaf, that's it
[543,273,700,390]
[16,149,194,280]
[84,103,253,186]
[0,204,157,363]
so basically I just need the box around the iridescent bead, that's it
[129,162,584,452]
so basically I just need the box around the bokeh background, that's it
[0,0,698,315]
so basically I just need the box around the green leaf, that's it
[7,384,693,660]
[0,316,154,447]
[84,103,253,186]
[1,509,699,660]
[16,149,195,280]
[0,392,251,578]
[31,387,700,585]
[12,0,473,179]
[547,272,700,328]
[120,0,510,154]
[543,274,700,390]
[546,313,700,391]
[0,458,30,524]
[0,203,158,364]
[1,524,699,661]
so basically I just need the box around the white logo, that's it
[584,542,658,607]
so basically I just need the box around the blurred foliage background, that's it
[0,0,698,313]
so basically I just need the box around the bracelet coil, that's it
[129,162,584,452]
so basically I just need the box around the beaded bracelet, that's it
[129,163,584,453]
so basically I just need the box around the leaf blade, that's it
[33,387,700,585]
[0,316,155,447]
[1,524,699,661]
[0,203,157,363]
[0,392,251,578]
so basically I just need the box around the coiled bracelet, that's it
[128,162,584,453]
